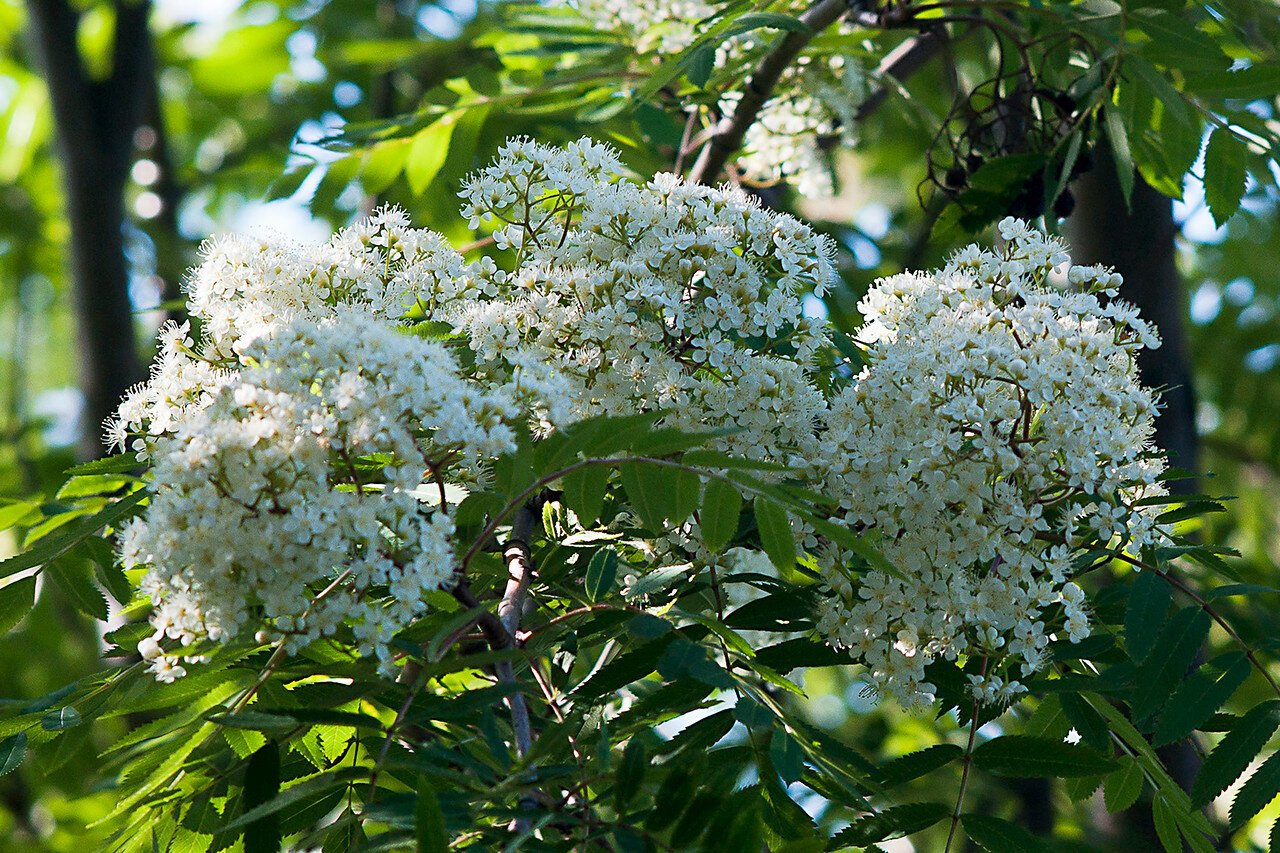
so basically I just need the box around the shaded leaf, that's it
[1203,128,1248,227]
[0,576,36,634]
[876,744,963,789]
[0,732,26,776]
[562,464,610,527]
[699,477,742,554]
[962,813,1040,852]
[973,735,1119,778]
[585,548,619,602]
[1104,759,1145,813]
[415,775,448,852]
[1153,652,1250,747]
[753,496,795,572]
[1231,750,1280,830]
[1125,569,1170,663]
[40,706,81,732]
[46,555,108,621]
[240,742,281,853]
[1130,607,1209,724]
[831,802,949,846]
[770,728,805,784]
[1193,700,1280,806]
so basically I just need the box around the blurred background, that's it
[0,0,1277,848]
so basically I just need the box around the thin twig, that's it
[687,0,849,184]
[945,653,989,853]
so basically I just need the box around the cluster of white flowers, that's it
[112,211,548,681]
[112,138,1169,712]
[811,218,1169,708]
[567,2,866,195]
[453,137,836,465]
[723,54,867,196]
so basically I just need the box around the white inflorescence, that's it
[113,139,1168,709]
[112,210,543,681]
[811,218,1169,708]
[452,137,837,466]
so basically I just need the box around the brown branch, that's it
[687,0,850,184]
[854,27,949,122]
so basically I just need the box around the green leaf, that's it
[686,45,715,88]
[415,775,448,853]
[585,548,619,602]
[0,576,36,634]
[680,449,788,472]
[406,112,459,195]
[875,744,963,789]
[699,477,742,554]
[40,706,81,731]
[961,813,1040,852]
[1104,759,1145,813]
[1153,652,1250,747]
[574,634,677,699]
[1193,700,1280,807]
[972,735,1119,778]
[562,463,610,527]
[1186,63,1280,100]
[657,638,732,689]
[1152,792,1182,853]
[80,537,131,604]
[831,802,949,846]
[1132,10,1230,72]
[619,462,665,531]
[614,737,647,810]
[770,728,805,784]
[241,741,281,853]
[0,489,145,580]
[1105,102,1135,208]
[1125,569,1170,663]
[0,500,36,530]
[206,711,299,734]
[1130,608,1210,725]
[0,732,26,776]
[1203,128,1248,227]
[46,554,108,621]
[733,12,809,33]
[1231,750,1280,829]
[753,496,795,572]
[1061,693,1110,751]
[621,462,698,529]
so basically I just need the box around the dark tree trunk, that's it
[1066,145,1198,489]
[26,0,153,458]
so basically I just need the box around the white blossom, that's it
[811,219,1169,706]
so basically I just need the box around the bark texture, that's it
[26,0,153,458]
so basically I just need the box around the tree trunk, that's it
[26,0,153,458]
[1066,145,1198,488]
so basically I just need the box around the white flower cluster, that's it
[812,218,1168,708]
[112,212,543,681]
[568,2,866,195]
[723,55,866,197]
[453,137,836,466]
[111,139,1169,713]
